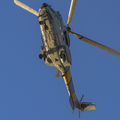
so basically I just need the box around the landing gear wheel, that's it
[39,54,43,59]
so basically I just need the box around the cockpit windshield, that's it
[49,6,55,13]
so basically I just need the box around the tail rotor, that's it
[79,95,84,118]
[80,95,84,102]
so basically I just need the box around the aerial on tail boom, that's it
[14,0,120,118]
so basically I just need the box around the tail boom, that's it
[62,68,96,113]
[62,68,79,110]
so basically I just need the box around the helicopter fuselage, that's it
[38,5,71,73]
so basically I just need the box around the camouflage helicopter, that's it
[14,0,120,118]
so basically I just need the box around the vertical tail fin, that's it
[69,95,96,118]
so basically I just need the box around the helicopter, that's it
[14,0,120,118]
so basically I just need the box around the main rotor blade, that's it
[67,0,77,26]
[55,69,61,77]
[14,0,39,16]
[71,31,120,57]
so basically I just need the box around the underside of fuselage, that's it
[38,3,71,73]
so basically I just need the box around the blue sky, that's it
[0,0,120,120]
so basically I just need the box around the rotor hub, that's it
[66,26,71,32]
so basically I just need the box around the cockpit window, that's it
[49,6,55,13]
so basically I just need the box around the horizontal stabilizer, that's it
[81,102,96,111]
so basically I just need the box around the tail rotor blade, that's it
[80,95,84,102]
[70,31,120,57]
[79,110,80,118]
[78,95,84,118]
[67,0,77,26]
[14,0,39,16]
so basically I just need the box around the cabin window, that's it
[41,34,45,46]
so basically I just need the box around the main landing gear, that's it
[39,54,43,59]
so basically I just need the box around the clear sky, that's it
[0,0,120,120]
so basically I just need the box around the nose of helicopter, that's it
[41,3,49,8]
